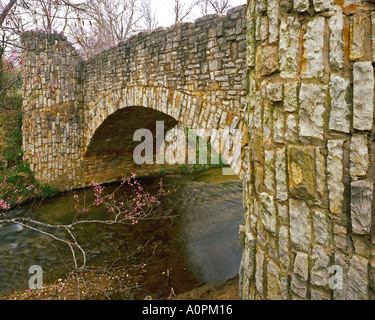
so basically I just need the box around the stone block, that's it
[283,82,299,113]
[301,17,325,79]
[347,255,369,300]
[349,14,371,61]
[247,17,256,68]
[267,261,288,300]
[351,180,373,235]
[241,231,257,279]
[267,0,279,44]
[285,114,298,142]
[333,252,349,300]
[265,150,276,193]
[263,100,272,141]
[291,274,307,298]
[352,235,370,258]
[299,83,327,140]
[293,0,309,12]
[327,140,345,215]
[273,108,285,144]
[289,198,312,252]
[329,74,351,134]
[276,148,288,201]
[255,248,265,298]
[353,62,374,131]
[311,245,330,287]
[277,202,289,225]
[315,147,327,206]
[313,0,333,12]
[333,222,347,251]
[255,0,267,14]
[256,15,268,43]
[279,17,301,79]
[287,145,316,201]
[279,226,291,269]
[256,46,279,77]
[294,252,309,281]
[259,192,277,234]
[313,210,330,246]
[267,83,283,102]
[350,134,369,178]
[310,288,331,300]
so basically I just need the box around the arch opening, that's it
[83,106,179,185]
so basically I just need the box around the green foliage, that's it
[0,94,56,205]
[2,112,23,166]
[39,184,59,198]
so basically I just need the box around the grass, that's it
[157,128,229,176]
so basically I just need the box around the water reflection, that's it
[160,175,243,284]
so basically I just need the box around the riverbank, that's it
[0,271,239,300]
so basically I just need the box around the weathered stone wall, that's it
[21,5,249,190]
[21,32,85,189]
[240,0,375,299]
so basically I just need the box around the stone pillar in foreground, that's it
[241,0,375,300]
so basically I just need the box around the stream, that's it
[0,168,244,297]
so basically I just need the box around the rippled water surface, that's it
[0,168,244,294]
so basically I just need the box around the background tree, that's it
[199,0,231,14]
[69,0,140,58]
[0,0,86,105]
[139,0,158,31]
[172,0,198,24]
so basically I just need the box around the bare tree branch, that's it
[0,0,17,28]
[172,0,198,24]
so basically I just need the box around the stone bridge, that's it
[21,5,248,190]
[21,0,375,300]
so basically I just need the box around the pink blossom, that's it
[0,200,10,210]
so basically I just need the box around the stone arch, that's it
[82,85,248,185]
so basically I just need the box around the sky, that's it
[154,0,247,28]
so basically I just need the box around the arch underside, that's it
[83,106,178,185]
[83,88,247,185]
